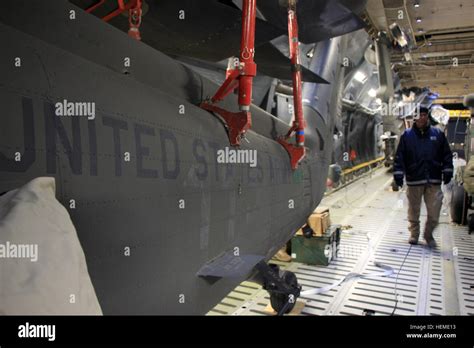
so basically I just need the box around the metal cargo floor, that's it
[208,168,474,316]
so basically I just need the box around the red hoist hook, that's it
[277,0,306,170]
[128,0,142,41]
[200,0,257,146]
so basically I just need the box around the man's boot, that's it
[408,230,420,245]
[408,235,419,245]
[274,246,292,262]
[424,231,437,249]
[424,218,438,248]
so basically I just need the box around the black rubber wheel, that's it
[469,214,474,234]
[269,271,298,314]
[451,184,468,225]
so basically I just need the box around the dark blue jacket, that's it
[393,124,453,186]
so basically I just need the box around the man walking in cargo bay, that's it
[393,107,453,248]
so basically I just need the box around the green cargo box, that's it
[291,225,341,266]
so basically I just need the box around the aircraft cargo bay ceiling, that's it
[364,0,474,105]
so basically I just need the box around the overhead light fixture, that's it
[354,71,368,83]
[414,1,420,8]
[430,106,450,126]
[389,22,408,48]
[416,17,422,23]
[368,89,377,98]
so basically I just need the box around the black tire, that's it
[468,214,474,234]
[451,184,468,225]
[269,271,298,314]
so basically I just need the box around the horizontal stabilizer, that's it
[176,49,329,84]
[256,43,329,83]
[257,0,367,43]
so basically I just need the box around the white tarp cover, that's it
[0,177,102,314]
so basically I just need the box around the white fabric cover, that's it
[0,177,102,314]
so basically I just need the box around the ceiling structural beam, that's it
[424,27,474,37]
[403,77,474,82]
[394,64,474,72]
[407,50,474,59]
[434,96,464,100]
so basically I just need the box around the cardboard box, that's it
[295,206,331,237]
[314,206,329,214]
[308,211,330,236]
[291,225,341,266]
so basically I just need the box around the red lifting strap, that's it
[86,0,135,21]
[86,0,142,41]
[128,0,142,41]
[277,0,306,170]
[200,0,257,146]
